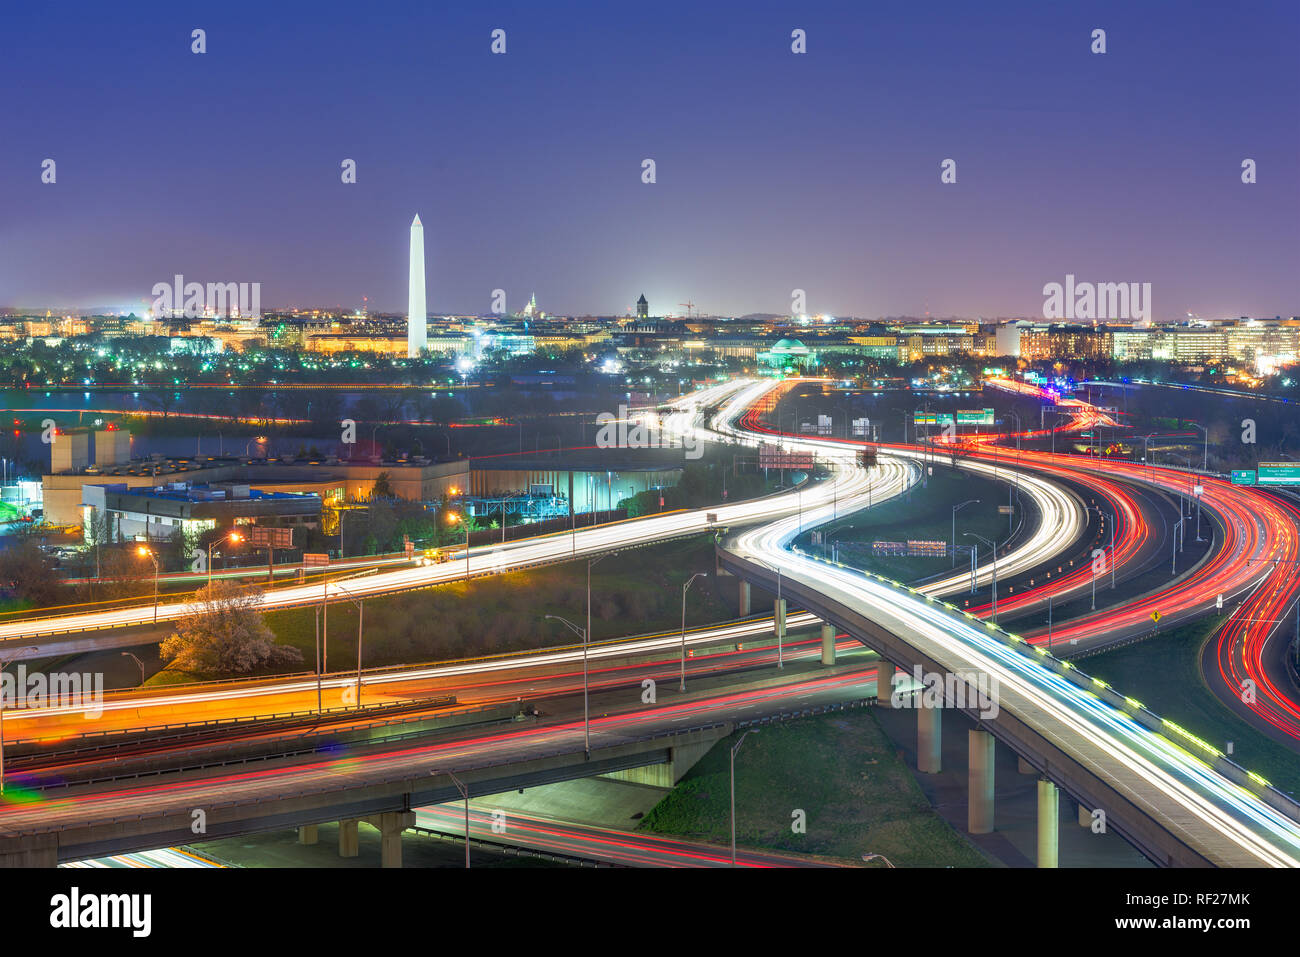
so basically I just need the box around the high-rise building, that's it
[407,214,427,357]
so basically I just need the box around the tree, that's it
[371,471,396,500]
[160,581,302,676]
[0,541,61,607]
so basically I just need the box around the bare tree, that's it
[160,580,302,676]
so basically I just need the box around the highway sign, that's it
[913,412,955,426]
[303,552,329,567]
[1150,610,1161,623]
[956,409,996,425]
[1257,463,1300,486]
[1230,470,1256,486]
[248,525,293,549]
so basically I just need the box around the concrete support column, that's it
[1017,756,1036,775]
[774,598,787,639]
[967,730,995,834]
[1078,802,1093,828]
[1036,779,1059,868]
[917,703,941,773]
[338,819,359,858]
[875,658,895,706]
[820,623,836,665]
[297,824,319,845]
[738,580,751,616]
[371,811,415,869]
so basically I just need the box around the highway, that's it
[414,806,839,868]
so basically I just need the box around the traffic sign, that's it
[1230,470,1256,486]
[1258,463,1300,486]
[1150,610,1161,623]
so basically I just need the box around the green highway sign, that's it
[1257,463,1300,486]
[1231,470,1257,486]
[913,412,955,426]
[956,408,996,425]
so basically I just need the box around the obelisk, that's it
[407,214,426,357]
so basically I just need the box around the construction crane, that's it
[678,301,696,318]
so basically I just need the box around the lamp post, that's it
[332,582,366,710]
[730,729,758,866]
[1189,422,1209,472]
[680,572,706,692]
[432,768,471,868]
[120,651,146,685]
[952,499,980,567]
[546,613,590,756]
[964,532,997,622]
[207,530,243,588]
[1006,410,1022,451]
[136,545,159,623]
[447,511,470,582]
[0,647,39,796]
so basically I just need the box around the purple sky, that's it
[1,0,1297,321]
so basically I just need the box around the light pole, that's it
[333,582,366,710]
[207,530,243,588]
[447,511,470,582]
[730,729,758,866]
[546,613,590,756]
[0,647,39,796]
[1189,422,1209,472]
[952,499,980,567]
[136,545,159,624]
[680,572,706,692]
[120,651,146,685]
[1006,410,1022,450]
[432,768,471,869]
[964,532,997,622]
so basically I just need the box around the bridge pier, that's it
[1037,779,1059,868]
[0,834,56,867]
[875,657,896,706]
[967,730,995,834]
[338,818,360,858]
[917,704,941,773]
[297,824,318,845]
[738,580,751,616]
[365,811,416,868]
[820,623,836,665]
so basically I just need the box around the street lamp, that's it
[1085,504,1117,595]
[120,651,146,685]
[545,613,590,756]
[680,572,706,692]
[1188,422,1209,472]
[0,647,39,796]
[207,530,243,588]
[730,729,758,866]
[964,532,997,622]
[431,768,471,868]
[952,499,980,567]
[136,545,159,623]
[447,511,470,582]
[332,582,366,710]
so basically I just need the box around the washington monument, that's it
[407,214,426,356]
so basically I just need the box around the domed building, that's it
[757,337,817,372]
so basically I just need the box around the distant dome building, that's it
[758,337,816,372]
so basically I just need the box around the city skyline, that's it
[1,0,1296,321]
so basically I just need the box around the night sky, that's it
[2,0,1296,320]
